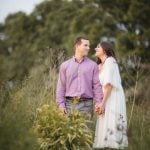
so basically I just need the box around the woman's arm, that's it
[96,83,112,115]
[102,83,112,105]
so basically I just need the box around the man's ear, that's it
[75,44,79,50]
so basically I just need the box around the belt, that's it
[65,96,93,104]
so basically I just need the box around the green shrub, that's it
[34,102,93,150]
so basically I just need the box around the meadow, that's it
[0,49,149,150]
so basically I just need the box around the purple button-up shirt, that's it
[56,57,103,108]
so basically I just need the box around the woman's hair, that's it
[97,41,117,64]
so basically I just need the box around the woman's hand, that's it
[98,102,106,114]
[95,102,106,115]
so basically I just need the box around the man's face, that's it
[76,39,90,56]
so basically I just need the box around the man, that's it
[56,36,103,119]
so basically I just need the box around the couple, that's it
[56,36,128,149]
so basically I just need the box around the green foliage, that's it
[0,86,38,150]
[0,48,65,150]
[0,0,149,86]
[0,49,149,149]
[120,56,150,100]
[127,103,150,150]
[34,103,93,150]
[0,0,149,149]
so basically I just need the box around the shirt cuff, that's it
[95,98,103,104]
[58,103,66,108]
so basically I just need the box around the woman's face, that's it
[95,44,105,57]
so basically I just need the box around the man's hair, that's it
[74,36,89,46]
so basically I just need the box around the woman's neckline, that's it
[101,56,108,66]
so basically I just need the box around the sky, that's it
[0,0,44,23]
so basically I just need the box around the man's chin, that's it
[83,53,88,57]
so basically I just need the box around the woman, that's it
[93,42,128,149]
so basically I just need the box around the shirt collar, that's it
[72,56,86,63]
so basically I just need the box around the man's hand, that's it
[95,102,106,115]
[98,102,105,114]
[59,107,67,114]
[95,103,102,115]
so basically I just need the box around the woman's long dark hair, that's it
[97,42,117,64]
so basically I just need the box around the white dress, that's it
[93,57,128,149]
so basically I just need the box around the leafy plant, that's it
[34,102,93,150]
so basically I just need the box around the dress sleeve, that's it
[103,58,121,89]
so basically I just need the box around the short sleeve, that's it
[103,58,121,89]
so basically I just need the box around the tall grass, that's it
[0,48,65,150]
[122,56,150,150]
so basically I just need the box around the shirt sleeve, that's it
[56,63,66,108]
[92,64,103,103]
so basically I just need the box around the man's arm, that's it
[56,63,66,109]
[92,64,103,104]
